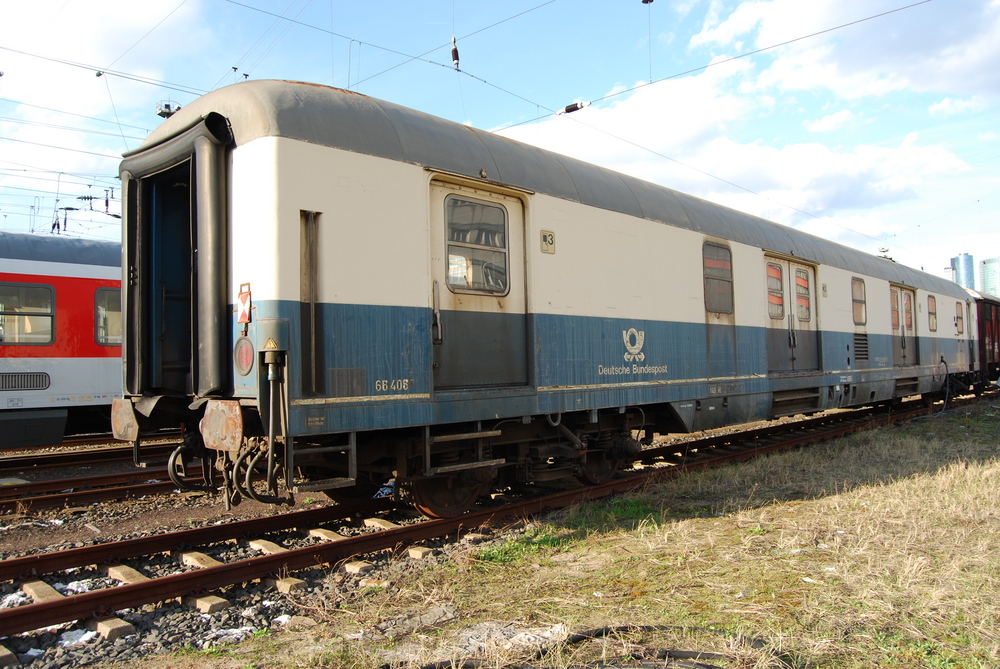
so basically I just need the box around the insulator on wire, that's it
[451,36,460,71]
[560,101,590,114]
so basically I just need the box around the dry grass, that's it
[111,403,1000,668]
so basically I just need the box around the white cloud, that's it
[688,0,1000,101]
[804,110,856,132]
[929,97,988,117]
[500,66,969,243]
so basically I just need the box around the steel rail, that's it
[0,470,174,499]
[0,498,397,583]
[0,442,177,474]
[0,399,955,637]
[0,481,181,514]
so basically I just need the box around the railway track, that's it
[0,439,178,475]
[0,397,947,646]
[0,398,945,514]
[0,468,192,513]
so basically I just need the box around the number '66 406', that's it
[375,379,409,391]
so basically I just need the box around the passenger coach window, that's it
[766,263,783,319]
[956,302,964,334]
[445,195,508,294]
[0,283,54,345]
[795,269,811,321]
[703,243,733,313]
[95,287,122,345]
[928,296,937,331]
[851,278,867,325]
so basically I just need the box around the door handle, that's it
[432,280,443,345]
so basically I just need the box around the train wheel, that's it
[575,450,621,485]
[406,475,489,519]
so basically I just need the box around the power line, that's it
[221,0,426,62]
[98,73,130,152]
[0,97,152,133]
[499,0,935,131]
[104,0,191,70]
[222,0,559,90]
[0,45,208,97]
[0,136,120,159]
[484,0,939,250]
[0,175,118,194]
[0,116,145,141]
[354,1,559,88]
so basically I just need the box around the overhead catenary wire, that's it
[498,0,935,132]
[0,116,145,142]
[0,45,208,98]
[0,136,120,160]
[210,0,315,89]
[223,0,559,90]
[103,0,192,71]
[97,73,130,152]
[3,1,927,236]
[0,0,967,253]
[487,0,939,250]
[0,97,152,133]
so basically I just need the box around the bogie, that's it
[113,80,994,517]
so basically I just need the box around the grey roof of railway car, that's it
[0,231,120,267]
[138,80,966,300]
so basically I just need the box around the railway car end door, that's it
[430,182,527,389]
[765,258,819,372]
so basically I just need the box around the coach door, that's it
[765,258,819,372]
[890,286,918,366]
[429,182,527,389]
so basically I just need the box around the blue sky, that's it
[1,0,998,284]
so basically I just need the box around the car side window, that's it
[851,278,866,325]
[703,243,734,313]
[445,195,509,295]
[96,287,122,345]
[0,282,54,345]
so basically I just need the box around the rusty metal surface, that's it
[0,498,397,584]
[199,400,244,452]
[111,398,139,442]
[0,442,176,474]
[0,480,179,514]
[0,400,943,637]
[0,470,175,500]
[0,494,569,637]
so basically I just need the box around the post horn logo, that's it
[622,328,645,362]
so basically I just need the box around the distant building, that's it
[981,257,1000,296]
[950,253,975,289]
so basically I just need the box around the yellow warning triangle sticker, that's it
[264,337,278,350]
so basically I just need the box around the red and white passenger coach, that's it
[0,231,122,448]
